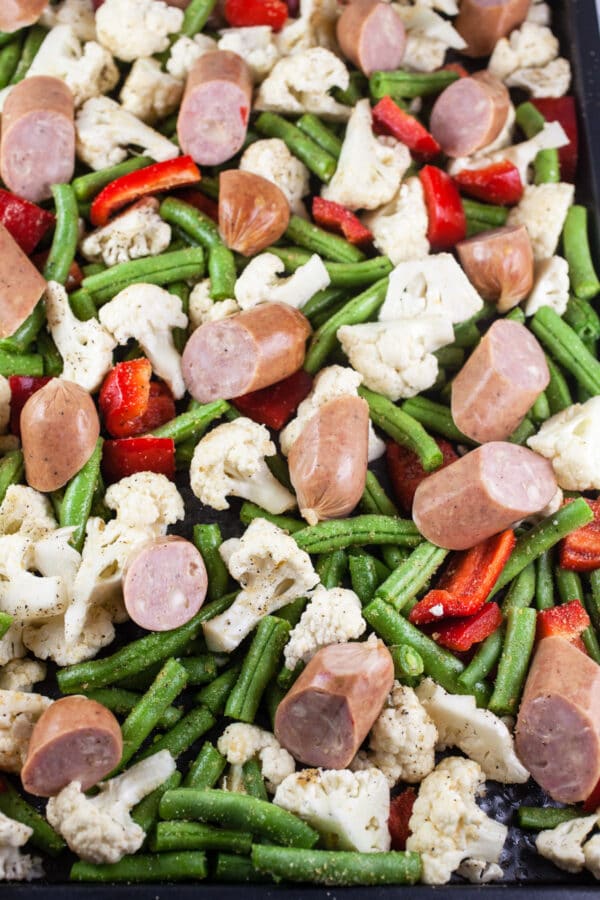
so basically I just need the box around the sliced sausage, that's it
[457,225,534,312]
[429,72,510,158]
[412,442,557,550]
[289,395,369,525]
[455,0,531,57]
[275,639,394,768]
[0,0,48,31]
[451,320,549,443]
[0,224,47,338]
[1,76,75,204]
[219,170,290,257]
[336,0,406,76]
[20,379,100,492]
[516,636,600,803]
[182,303,312,403]
[21,697,122,796]
[123,536,208,632]
[177,50,253,166]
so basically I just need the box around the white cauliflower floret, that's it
[528,396,600,491]
[527,0,551,24]
[416,678,530,784]
[0,812,43,882]
[0,534,71,625]
[218,26,280,82]
[0,377,9,435]
[507,182,574,260]
[106,472,184,531]
[338,317,454,401]
[44,281,116,393]
[488,22,559,80]
[274,768,390,852]
[402,33,447,72]
[240,139,310,217]
[99,283,187,398]
[47,751,175,864]
[276,0,339,57]
[190,418,296,514]
[363,177,430,264]
[80,199,171,267]
[188,280,239,331]
[76,96,179,171]
[203,518,319,653]
[218,724,295,792]
[0,659,46,693]
[507,58,571,98]
[166,33,216,80]
[120,57,183,124]
[584,834,600,879]
[280,365,385,462]
[0,690,52,773]
[406,757,508,884]
[536,814,599,874]
[394,4,465,71]
[234,253,330,310]
[23,606,120,668]
[284,585,366,670]
[0,485,56,541]
[256,47,350,120]
[96,0,183,61]
[322,100,410,210]
[522,256,570,317]
[40,0,97,41]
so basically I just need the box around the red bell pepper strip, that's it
[90,157,201,227]
[233,369,313,431]
[99,359,175,439]
[432,602,503,653]
[537,598,590,644]
[419,165,466,251]
[174,188,219,223]
[311,197,373,247]
[386,438,458,513]
[454,161,524,206]
[409,530,516,624]
[440,62,469,79]
[102,437,175,483]
[559,498,600,572]
[224,0,288,30]
[531,97,578,182]
[372,96,441,162]
[8,376,52,437]
[0,189,55,255]
[388,788,416,851]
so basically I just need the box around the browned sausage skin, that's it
[0,224,47,338]
[336,0,406,76]
[455,0,531,57]
[430,72,510,158]
[0,0,47,32]
[457,226,534,312]
[219,170,290,257]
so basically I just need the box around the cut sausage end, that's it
[337,0,406,76]
[430,72,510,158]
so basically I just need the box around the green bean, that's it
[193,523,230,602]
[43,184,79,284]
[252,845,422,886]
[0,349,44,377]
[515,102,560,184]
[295,515,422,555]
[0,31,22,48]
[465,217,496,237]
[130,770,182,837]
[401,395,472,444]
[265,683,285,731]
[316,549,348,588]
[152,399,230,443]
[36,329,64,376]
[333,70,368,106]
[453,320,481,349]
[562,205,600,299]
[434,346,465,371]
[457,627,505,691]
[239,501,304,534]
[72,157,153,202]
[297,114,343,159]
[588,570,600,630]
[84,688,181,730]
[0,612,12,639]
[160,789,319,849]
[59,438,103,553]
[531,306,600,395]
[583,626,600,664]
[501,563,536,613]
[545,355,573,414]
[0,450,24,504]
[285,215,365,263]
[160,196,221,248]
[151,821,252,855]
[214,853,271,882]
[375,542,449,612]
[241,758,268,801]
[301,286,349,326]
[181,0,218,36]
[119,655,218,691]
[461,198,509,227]
[71,852,207,882]
[266,452,293,491]
[137,706,216,761]
[225,616,290,723]
[0,301,46,354]
[508,416,536,445]
[505,307,526,324]
[69,289,97,321]
[391,643,425,680]
[268,246,391,287]
[517,806,580,830]
[209,243,237,301]
[349,554,379,604]
[488,607,537,716]
[277,596,308,627]
[0,35,20,88]
[530,390,551,425]
[195,667,240,716]
[536,550,555,610]
[277,661,303,691]
[185,742,227,789]
[370,68,458,100]
[82,247,206,303]
[255,112,337,183]
[9,25,46,84]
[359,386,443,472]
[555,566,583,604]
[0,777,65,856]
[360,470,398,517]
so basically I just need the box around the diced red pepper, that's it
[312,197,373,247]
[559,498,600,572]
[531,97,578,182]
[372,96,441,162]
[537,599,590,645]
[432,602,503,652]
[0,189,55,255]
[388,788,416,851]
[233,369,313,431]
[584,777,600,812]
[90,157,201,227]
[224,0,288,30]
[454,161,524,206]
[174,188,219,223]
[409,530,516,624]
[102,437,175,483]
[440,62,469,79]
[386,438,458,513]
[419,165,466,251]
[99,360,175,439]
[8,376,52,437]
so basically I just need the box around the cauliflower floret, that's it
[0,690,52,773]
[96,0,183,61]
[80,199,171,267]
[406,757,508,884]
[488,22,559,80]
[507,182,574,260]
[0,659,46,693]
[218,724,295,792]
[536,814,599,874]
[0,485,56,541]
[274,768,390,852]
[284,585,366,670]
[0,377,9,435]
[76,96,179,171]
[322,99,410,210]
[528,397,600,491]
[188,280,239,330]
[203,518,319,653]
[0,812,43,882]
[522,256,569,317]
[190,418,296,514]
[120,57,183,124]
[40,0,97,41]
[416,678,530,784]
[47,751,175,864]
[402,33,447,72]
[218,26,280,82]
[44,280,116,392]
[240,139,310,217]
[363,177,430,264]
[507,58,571,98]
[276,0,339,56]
[527,0,551,24]
[584,833,600,879]
[338,317,454,401]
[166,33,216,80]
[256,47,350,120]
[105,471,184,531]
[234,253,330,310]
[99,284,187,398]
[23,606,121,668]
[0,534,71,624]
[393,4,465,71]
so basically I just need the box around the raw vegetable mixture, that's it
[0,0,598,888]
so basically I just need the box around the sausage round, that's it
[429,72,510,158]
[412,442,558,550]
[177,51,253,166]
[515,636,600,803]
[219,170,290,257]
[182,303,312,403]
[288,395,369,525]
[336,0,406,76]
[0,0,48,32]
[457,225,534,312]
[21,697,123,797]
[20,379,100,492]
[0,223,47,338]
[451,320,549,444]
[123,536,208,632]
[275,639,394,768]
[1,76,75,204]
[455,0,531,57]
